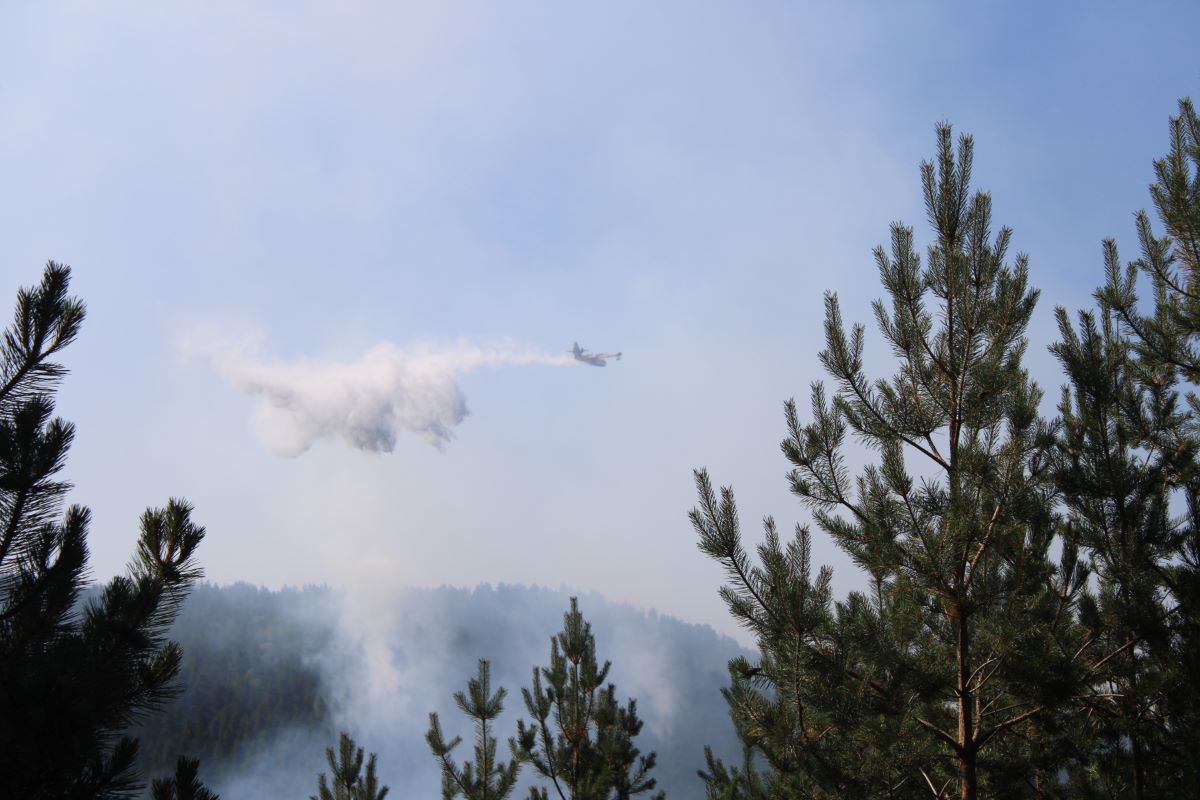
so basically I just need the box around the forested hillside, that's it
[130,583,335,778]
[130,583,747,798]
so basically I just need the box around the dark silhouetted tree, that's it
[152,757,220,800]
[0,263,210,799]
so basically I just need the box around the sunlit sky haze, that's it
[1,2,1197,640]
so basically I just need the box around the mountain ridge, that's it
[131,581,748,798]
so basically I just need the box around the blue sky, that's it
[1,1,1197,639]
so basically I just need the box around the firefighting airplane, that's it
[571,342,622,367]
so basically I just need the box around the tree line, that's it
[129,583,334,780]
[1,96,1197,799]
[126,582,740,798]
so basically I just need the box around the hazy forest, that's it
[2,9,1200,798]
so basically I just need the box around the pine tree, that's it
[515,598,664,800]
[312,731,389,800]
[1099,98,1200,385]
[1055,95,1200,799]
[1052,299,1178,798]
[427,659,521,800]
[151,757,220,800]
[693,127,1089,800]
[0,263,210,799]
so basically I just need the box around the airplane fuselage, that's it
[571,342,620,367]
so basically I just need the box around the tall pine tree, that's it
[1055,95,1200,799]
[0,263,211,799]
[428,659,522,800]
[693,126,1089,799]
[515,598,664,800]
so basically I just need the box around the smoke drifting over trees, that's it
[132,583,746,798]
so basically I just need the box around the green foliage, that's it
[0,264,211,799]
[1099,98,1200,389]
[312,732,389,800]
[693,476,937,799]
[693,128,1085,800]
[428,598,666,800]
[515,598,664,800]
[1054,96,1200,799]
[427,659,521,800]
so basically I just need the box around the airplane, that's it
[572,342,622,367]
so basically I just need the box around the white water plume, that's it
[185,336,575,455]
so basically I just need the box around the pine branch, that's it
[975,704,1045,749]
[915,717,963,755]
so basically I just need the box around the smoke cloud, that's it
[185,336,575,455]
[148,583,748,798]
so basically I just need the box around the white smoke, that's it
[184,336,575,455]
[197,584,749,799]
